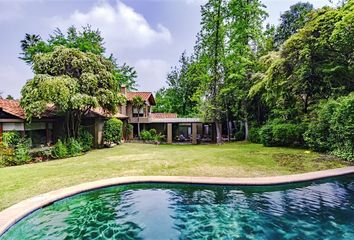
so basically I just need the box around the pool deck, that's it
[1,166,354,236]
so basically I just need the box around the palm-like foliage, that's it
[132,96,145,138]
[20,34,41,51]
[20,34,41,64]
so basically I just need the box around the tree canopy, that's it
[20,26,137,90]
[274,2,314,47]
[154,0,353,154]
[21,46,125,137]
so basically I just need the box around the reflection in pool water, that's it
[1,175,354,239]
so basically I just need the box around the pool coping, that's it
[1,166,354,236]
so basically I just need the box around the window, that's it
[25,122,53,147]
[133,107,144,117]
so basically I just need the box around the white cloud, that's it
[49,0,172,52]
[134,59,170,92]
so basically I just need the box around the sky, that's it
[0,0,331,98]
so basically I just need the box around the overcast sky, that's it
[0,0,331,98]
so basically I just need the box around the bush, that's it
[124,124,133,138]
[248,128,261,143]
[304,100,337,152]
[51,140,68,159]
[30,147,52,162]
[66,138,83,156]
[0,138,31,166]
[78,128,94,152]
[2,131,21,148]
[259,124,274,146]
[0,143,15,166]
[154,133,165,143]
[305,93,354,161]
[234,131,245,141]
[103,118,123,145]
[260,120,306,147]
[140,130,153,141]
[149,128,157,136]
[14,139,32,165]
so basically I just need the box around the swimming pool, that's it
[1,175,354,239]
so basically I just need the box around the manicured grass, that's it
[0,142,349,211]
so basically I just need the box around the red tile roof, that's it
[150,113,178,119]
[126,92,156,105]
[0,99,25,119]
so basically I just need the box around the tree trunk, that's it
[215,121,222,144]
[244,119,249,141]
[226,110,231,141]
[65,112,70,139]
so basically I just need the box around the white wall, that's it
[3,122,24,131]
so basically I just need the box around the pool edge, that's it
[1,166,354,236]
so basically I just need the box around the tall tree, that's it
[117,63,138,91]
[274,2,314,47]
[154,52,201,117]
[222,0,266,140]
[21,46,125,138]
[197,0,226,143]
[250,1,354,118]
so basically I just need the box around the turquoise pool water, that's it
[1,175,354,240]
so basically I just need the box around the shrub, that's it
[234,131,245,141]
[103,118,123,145]
[78,128,94,152]
[304,100,337,152]
[154,133,165,143]
[2,131,21,148]
[260,120,306,147]
[124,124,133,138]
[14,139,32,165]
[51,140,68,159]
[259,124,274,146]
[0,138,31,166]
[248,128,261,143]
[149,128,157,137]
[66,138,83,156]
[331,94,354,160]
[305,93,354,161]
[30,147,52,162]
[0,143,15,166]
[140,130,152,141]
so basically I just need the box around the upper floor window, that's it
[133,107,144,117]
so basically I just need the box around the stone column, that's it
[192,123,197,144]
[45,122,52,146]
[94,119,104,148]
[167,123,172,144]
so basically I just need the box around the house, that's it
[0,99,59,146]
[121,86,215,144]
[0,87,218,147]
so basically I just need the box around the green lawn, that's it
[0,142,349,211]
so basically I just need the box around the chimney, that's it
[121,85,127,96]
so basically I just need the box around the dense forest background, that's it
[153,0,353,160]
